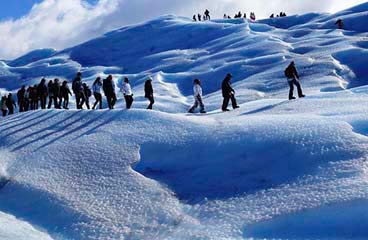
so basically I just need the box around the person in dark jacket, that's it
[198,13,202,21]
[284,61,305,100]
[204,9,210,20]
[335,19,343,29]
[0,96,7,117]
[103,75,117,109]
[144,78,155,110]
[6,93,16,115]
[221,73,239,111]
[72,72,85,109]
[60,81,72,109]
[30,85,39,110]
[92,77,103,110]
[83,83,91,109]
[37,78,48,109]
[17,85,26,112]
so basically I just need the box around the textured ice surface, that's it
[0,3,368,240]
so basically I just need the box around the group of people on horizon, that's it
[193,9,211,22]
[222,11,256,20]
[270,12,287,18]
[1,61,305,117]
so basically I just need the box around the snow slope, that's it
[1,2,368,240]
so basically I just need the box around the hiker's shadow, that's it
[241,100,288,115]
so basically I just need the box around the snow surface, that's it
[1,2,368,240]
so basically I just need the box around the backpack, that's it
[284,67,293,78]
[86,87,92,97]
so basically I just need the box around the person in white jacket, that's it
[188,79,206,114]
[122,77,134,109]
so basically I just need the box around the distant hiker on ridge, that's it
[92,77,103,110]
[284,61,305,100]
[103,75,117,109]
[193,15,197,21]
[335,19,343,29]
[198,14,202,21]
[204,9,210,20]
[144,77,155,110]
[122,77,134,109]
[188,79,206,114]
[222,73,239,112]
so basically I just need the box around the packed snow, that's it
[1,3,368,240]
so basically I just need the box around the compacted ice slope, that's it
[1,3,368,240]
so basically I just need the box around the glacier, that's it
[0,2,368,240]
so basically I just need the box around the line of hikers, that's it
[193,9,211,22]
[0,73,155,117]
[1,61,305,117]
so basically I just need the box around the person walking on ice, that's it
[92,77,103,110]
[1,96,8,117]
[284,61,305,100]
[144,77,155,110]
[122,77,134,109]
[103,75,117,110]
[188,79,206,114]
[222,73,239,112]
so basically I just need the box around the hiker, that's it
[198,14,202,21]
[243,13,247,19]
[17,85,26,112]
[144,78,155,110]
[24,87,31,111]
[37,78,48,109]
[60,81,72,109]
[103,75,117,109]
[6,93,16,115]
[54,79,61,108]
[335,19,343,29]
[224,14,227,19]
[284,61,305,100]
[250,12,256,21]
[82,83,91,110]
[222,73,239,111]
[92,77,103,110]
[72,72,85,109]
[204,9,210,20]
[193,15,197,21]
[122,77,134,109]
[270,14,274,18]
[0,96,7,117]
[48,79,60,109]
[188,79,206,114]
[30,85,39,110]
